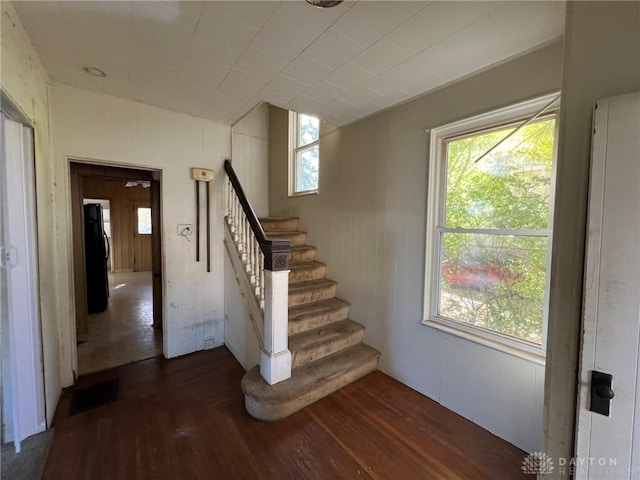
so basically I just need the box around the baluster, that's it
[235,199,241,245]
[231,194,238,238]
[248,230,254,277]
[227,179,232,226]
[253,237,259,293]
[242,216,249,263]
[259,252,265,310]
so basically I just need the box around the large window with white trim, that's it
[424,94,559,353]
[289,112,319,195]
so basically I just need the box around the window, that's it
[289,112,320,195]
[137,207,152,234]
[424,94,559,354]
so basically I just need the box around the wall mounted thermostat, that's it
[191,168,214,182]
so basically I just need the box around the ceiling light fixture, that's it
[83,66,107,78]
[305,0,344,8]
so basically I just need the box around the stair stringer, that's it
[223,221,264,368]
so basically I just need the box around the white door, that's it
[0,113,46,451]
[575,91,640,479]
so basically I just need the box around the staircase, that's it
[241,217,380,421]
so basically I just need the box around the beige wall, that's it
[544,1,640,472]
[0,2,60,425]
[50,84,231,384]
[269,42,564,451]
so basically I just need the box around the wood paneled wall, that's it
[83,177,151,271]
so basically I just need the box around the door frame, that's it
[68,160,164,371]
[1,106,47,451]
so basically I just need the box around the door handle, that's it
[590,371,614,416]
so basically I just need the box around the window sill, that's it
[421,318,546,366]
[288,190,319,198]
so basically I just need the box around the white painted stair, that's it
[241,217,380,421]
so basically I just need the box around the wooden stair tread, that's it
[242,344,380,419]
[289,319,363,354]
[288,278,337,291]
[289,260,326,270]
[289,297,350,319]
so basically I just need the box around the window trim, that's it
[288,111,320,197]
[423,92,560,358]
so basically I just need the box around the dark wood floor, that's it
[44,347,528,479]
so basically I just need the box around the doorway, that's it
[70,163,163,375]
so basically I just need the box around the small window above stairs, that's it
[241,217,380,421]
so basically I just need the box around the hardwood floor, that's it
[44,347,528,479]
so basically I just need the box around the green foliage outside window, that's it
[295,114,320,193]
[439,118,556,345]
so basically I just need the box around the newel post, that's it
[260,241,292,385]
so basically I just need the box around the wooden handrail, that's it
[224,159,291,271]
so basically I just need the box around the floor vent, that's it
[69,379,119,416]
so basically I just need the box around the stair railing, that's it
[224,159,292,385]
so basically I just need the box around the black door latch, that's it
[590,370,614,416]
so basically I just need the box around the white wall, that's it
[269,42,564,453]
[0,2,60,426]
[224,103,270,370]
[544,2,640,472]
[231,103,270,218]
[223,254,261,371]
[49,85,231,385]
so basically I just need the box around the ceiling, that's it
[13,1,565,127]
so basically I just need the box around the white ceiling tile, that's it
[286,95,331,118]
[395,46,444,80]
[217,69,267,103]
[271,0,353,40]
[303,28,363,70]
[228,97,263,125]
[200,69,266,121]
[261,75,310,101]
[165,67,225,115]
[365,68,415,96]
[323,62,374,91]
[339,86,384,108]
[200,94,239,124]
[216,1,280,30]
[332,1,427,48]
[250,17,310,62]
[15,0,565,127]
[304,80,346,103]
[386,1,506,57]
[60,1,131,49]
[192,4,258,53]
[373,91,411,110]
[400,73,445,97]
[489,2,565,46]
[281,55,333,87]
[182,39,240,75]
[235,46,288,82]
[131,1,204,40]
[12,2,67,44]
[352,38,412,75]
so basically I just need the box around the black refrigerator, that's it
[84,203,109,314]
